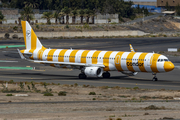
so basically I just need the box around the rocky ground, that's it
[131,16,180,33]
[0,16,180,34]
[0,82,180,120]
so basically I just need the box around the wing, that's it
[33,60,105,67]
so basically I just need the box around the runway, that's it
[0,38,180,90]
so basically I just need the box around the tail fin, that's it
[21,21,44,51]
[129,44,135,52]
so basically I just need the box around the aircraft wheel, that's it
[102,72,110,78]
[152,77,158,81]
[79,73,87,79]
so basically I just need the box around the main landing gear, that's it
[152,73,158,81]
[79,73,87,79]
[102,71,110,78]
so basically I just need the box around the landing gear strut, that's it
[79,73,87,79]
[102,71,110,78]
[152,73,158,81]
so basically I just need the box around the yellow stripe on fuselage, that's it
[37,47,46,60]
[151,54,161,73]
[138,53,148,72]
[103,51,113,71]
[92,51,101,64]
[47,49,57,61]
[69,50,79,62]
[115,52,124,71]
[58,49,68,62]
[126,52,136,72]
[81,50,90,63]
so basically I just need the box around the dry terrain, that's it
[0,82,180,120]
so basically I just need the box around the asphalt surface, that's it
[0,37,180,90]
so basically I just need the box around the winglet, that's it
[129,44,135,52]
[17,49,26,59]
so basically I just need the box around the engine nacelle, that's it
[121,71,138,76]
[84,67,103,77]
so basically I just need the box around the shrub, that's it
[9,80,14,84]
[163,34,167,37]
[89,92,96,95]
[19,82,24,91]
[4,33,10,39]
[6,94,13,96]
[12,34,18,39]
[74,83,78,87]
[36,25,39,29]
[43,82,47,88]
[133,87,139,90]
[44,92,53,96]
[27,85,30,90]
[13,26,18,31]
[58,91,66,96]
[116,118,122,120]
[83,85,89,88]
[144,105,165,110]
[31,82,35,90]
[66,25,69,28]
[83,23,90,29]
[92,98,96,100]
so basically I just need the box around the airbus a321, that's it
[18,21,175,81]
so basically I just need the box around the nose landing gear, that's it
[152,73,158,81]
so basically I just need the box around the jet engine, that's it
[121,71,138,76]
[84,67,103,77]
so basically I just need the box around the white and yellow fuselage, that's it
[19,21,174,80]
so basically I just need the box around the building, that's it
[132,4,162,13]
[128,0,162,13]
[124,0,157,6]
[157,0,180,7]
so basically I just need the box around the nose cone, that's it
[164,62,174,72]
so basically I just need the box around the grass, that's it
[89,92,96,95]
[6,94,13,96]
[144,105,165,110]
[58,91,66,96]
[140,96,151,99]
[109,115,115,117]
[133,87,139,90]
[44,92,53,96]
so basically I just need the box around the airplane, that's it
[18,21,175,81]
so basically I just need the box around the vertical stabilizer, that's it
[21,21,44,51]
[129,44,135,52]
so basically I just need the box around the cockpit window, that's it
[164,59,169,61]
[158,59,169,62]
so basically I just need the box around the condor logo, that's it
[127,62,144,67]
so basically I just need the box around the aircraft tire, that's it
[152,77,158,81]
[79,73,87,79]
[102,72,110,78]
